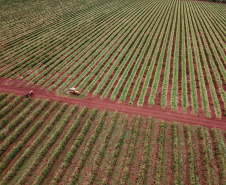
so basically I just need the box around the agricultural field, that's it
[0,0,225,119]
[0,92,225,185]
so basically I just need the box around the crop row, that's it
[1,0,225,117]
[0,93,225,184]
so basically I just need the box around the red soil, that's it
[0,77,225,130]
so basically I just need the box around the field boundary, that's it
[0,78,225,130]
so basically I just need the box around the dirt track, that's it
[0,78,225,130]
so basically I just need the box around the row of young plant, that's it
[129,0,169,105]
[18,103,68,184]
[55,0,150,92]
[210,128,226,182]
[127,15,159,103]
[32,105,83,184]
[86,111,119,184]
[0,94,15,111]
[0,100,41,153]
[0,99,41,140]
[185,2,211,117]
[100,115,128,184]
[0,0,95,50]
[26,2,132,85]
[170,1,180,111]
[0,101,59,184]
[98,1,159,99]
[172,123,179,184]
[117,1,163,103]
[181,3,188,109]
[183,3,198,114]
[35,0,152,89]
[110,6,158,101]
[136,0,173,106]
[160,0,178,109]
[0,100,49,174]
[135,117,152,184]
[193,3,226,81]
[184,125,196,185]
[192,2,226,110]
[189,3,222,118]
[68,0,157,94]
[198,127,212,184]
[0,0,115,67]
[149,0,177,107]
[0,97,31,130]
[193,2,226,72]
[0,93,226,184]
[0,95,23,119]
[26,105,77,182]
[153,122,166,184]
[50,108,98,184]
[120,116,140,184]
[68,110,108,184]
[0,0,131,80]
[93,0,161,97]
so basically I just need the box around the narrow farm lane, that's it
[0,78,225,130]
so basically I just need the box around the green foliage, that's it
[69,110,108,184]
[120,116,140,185]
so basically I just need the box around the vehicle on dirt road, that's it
[25,90,34,98]
[67,88,80,96]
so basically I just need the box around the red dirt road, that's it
[0,78,225,130]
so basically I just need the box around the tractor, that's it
[24,90,34,98]
[66,88,80,96]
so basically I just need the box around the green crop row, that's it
[184,4,198,114]
[0,94,15,111]
[170,1,179,111]
[1,101,59,184]
[2,2,117,79]
[33,105,79,185]
[69,110,108,184]
[76,1,153,95]
[57,1,149,92]
[154,122,166,185]
[198,127,212,184]
[135,117,152,184]
[0,98,31,130]
[190,2,223,118]
[120,116,140,185]
[51,108,98,185]
[118,8,157,102]
[101,0,163,100]
[150,0,177,107]
[137,0,172,106]
[0,99,41,140]
[129,0,166,104]
[18,103,67,184]
[101,115,128,184]
[184,125,195,185]
[172,123,179,184]
[210,128,226,182]
[0,100,48,174]
[161,2,177,109]
[0,95,23,119]
[87,111,119,184]
[186,2,211,117]
[0,93,7,101]
[45,2,136,90]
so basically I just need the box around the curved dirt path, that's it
[0,78,225,130]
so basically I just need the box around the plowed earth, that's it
[0,77,225,130]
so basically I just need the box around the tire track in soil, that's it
[0,77,225,130]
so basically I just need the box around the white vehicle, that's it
[70,87,76,91]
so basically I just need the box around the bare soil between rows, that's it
[0,77,225,130]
